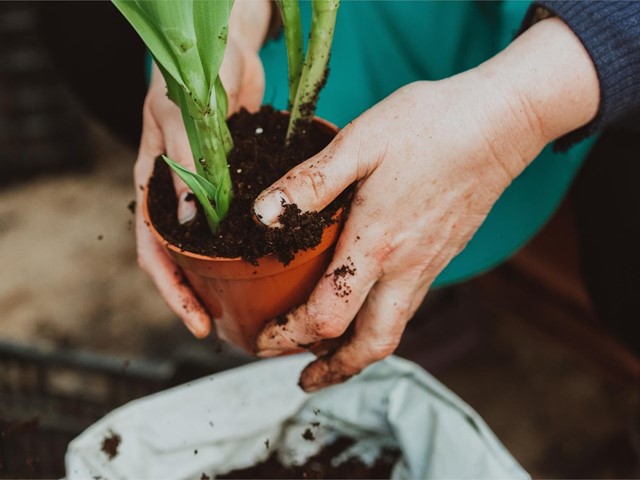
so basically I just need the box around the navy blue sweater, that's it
[521,1,640,150]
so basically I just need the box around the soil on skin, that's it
[326,256,356,298]
[215,436,400,479]
[148,106,349,265]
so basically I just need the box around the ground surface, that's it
[1,123,638,478]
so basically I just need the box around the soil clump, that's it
[215,436,400,479]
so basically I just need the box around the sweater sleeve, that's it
[519,1,640,151]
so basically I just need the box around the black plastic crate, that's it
[0,340,250,479]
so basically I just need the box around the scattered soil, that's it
[148,106,351,265]
[100,430,121,460]
[215,436,400,479]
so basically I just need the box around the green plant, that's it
[277,0,340,142]
[113,0,233,232]
[114,0,340,233]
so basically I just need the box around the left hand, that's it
[133,0,269,338]
[252,17,599,391]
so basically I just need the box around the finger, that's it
[255,220,382,354]
[219,40,243,114]
[137,71,210,336]
[136,212,211,338]
[298,280,414,392]
[253,127,371,226]
[236,51,265,112]
[156,104,198,225]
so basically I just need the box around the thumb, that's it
[253,131,362,226]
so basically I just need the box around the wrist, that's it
[480,17,599,150]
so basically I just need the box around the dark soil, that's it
[215,436,400,479]
[148,106,350,265]
[100,430,121,460]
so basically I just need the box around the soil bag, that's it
[65,355,528,479]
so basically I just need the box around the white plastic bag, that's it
[66,354,528,479]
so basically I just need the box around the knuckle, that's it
[303,305,345,339]
[368,239,397,267]
[312,316,344,338]
[368,341,397,361]
[297,168,330,204]
[142,94,163,128]
[142,94,155,119]
[394,297,413,319]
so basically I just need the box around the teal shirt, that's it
[260,0,596,287]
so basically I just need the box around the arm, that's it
[253,17,599,390]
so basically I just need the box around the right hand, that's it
[133,0,270,338]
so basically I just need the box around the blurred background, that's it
[0,2,638,478]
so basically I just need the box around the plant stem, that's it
[276,0,303,109]
[184,91,233,224]
[286,0,339,142]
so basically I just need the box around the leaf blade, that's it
[193,0,233,92]
[162,155,221,231]
[112,0,186,90]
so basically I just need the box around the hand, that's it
[253,17,599,391]
[134,0,270,337]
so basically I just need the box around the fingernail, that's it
[178,192,197,224]
[256,349,283,358]
[185,319,209,339]
[300,381,321,393]
[253,189,289,226]
[184,321,200,337]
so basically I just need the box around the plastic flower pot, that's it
[142,117,342,353]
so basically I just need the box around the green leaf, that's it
[193,0,233,91]
[177,90,204,164]
[136,0,207,101]
[156,62,183,105]
[162,155,222,231]
[214,76,228,120]
[112,0,186,91]
[214,77,233,155]
[114,0,235,232]
[276,0,303,108]
[287,0,340,140]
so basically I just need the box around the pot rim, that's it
[142,113,340,264]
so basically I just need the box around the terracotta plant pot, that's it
[143,117,341,353]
